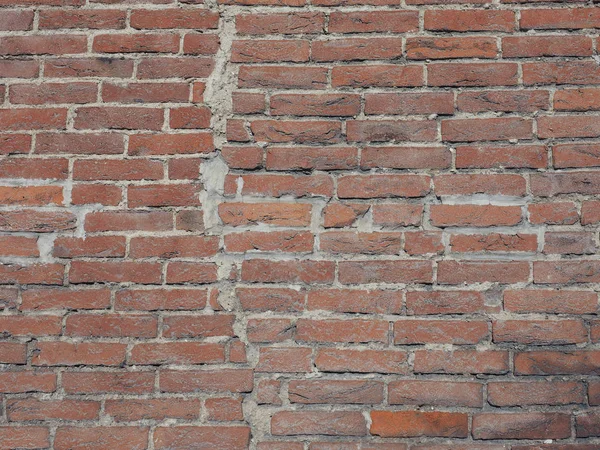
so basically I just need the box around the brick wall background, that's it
[0,0,599,448]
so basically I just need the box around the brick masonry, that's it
[0,0,599,448]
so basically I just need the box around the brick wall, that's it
[0,0,599,448]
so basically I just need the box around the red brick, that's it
[170,106,211,128]
[313,38,403,61]
[70,261,162,284]
[232,40,309,62]
[0,35,87,55]
[247,318,293,343]
[45,57,133,78]
[450,233,537,253]
[339,260,433,284]
[389,380,482,407]
[371,411,468,438]
[332,65,423,88]
[329,11,418,33]
[137,57,214,79]
[0,236,38,257]
[0,427,50,449]
[232,92,265,114]
[237,12,325,34]
[182,33,220,55]
[163,315,234,338]
[582,200,600,224]
[106,398,200,421]
[93,33,179,53]
[406,290,486,315]
[316,348,407,374]
[7,399,100,421]
[372,204,423,227]
[272,411,367,436]
[205,397,243,421]
[242,259,334,284]
[338,174,431,198]
[0,108,67,130]
[154,427,250,450]
[256,347,312,373]
[271,93,360,117]
[231,173,333,198]
[457,90,550,113]
[0,186,62,206]
[443,117,533,142]
[251,120,342,144]
[115,288,208,311]
[166,262,218,284]
[267,146,357,171]
[296,319,388,343]
[0,371,56,393]
[54,427,148,450]
[576,411,600,437]
[103,82,189,103]
[74,159,163,181]
[515,351,600,375]
[239,66,328,89]
[129,133,213,155]
[10,82,97,104]
[488,381,585,406]
[0,60,39,78]
[0,134,31,154]
[320,231,402,255]
[0,10,34,31]
[85,211,172,232]
[521,8,600,30]
[494,319,587,345]
[36,132,124,155]
[524,60,600,86]
[456,144,548,168]
[394,320,489,345]
[347,120,437,142]
[504,289,598,314]
[414,350,509,374]
[428,63,518,87]
[225,231,313,253]
[425,10,515,31]
[534,261,600,284]
[0,316,61,336]
[544,232,596,254]
[39,9,125,29]
[32,342,126,366]
[503,36,592,57]
[404,231,444,255]
[366,93,453,115]
[289,379,383,404]
[74,106,164,130]
[407,37,497,59]
[238,288,304,312]
[439,260,528,284]
[131,9,218,29]
[430,205,522,227]
[66,314,157,338]
[472,413,570,440]
[62,371,154,394]
[128,183,201,207]
[529,202,578,225]
[435,174,526,196]
[130,342,224,365]
[219,203,311,227]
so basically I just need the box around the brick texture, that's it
[0,0,599,448]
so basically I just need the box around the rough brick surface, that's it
[0,0,600,448]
